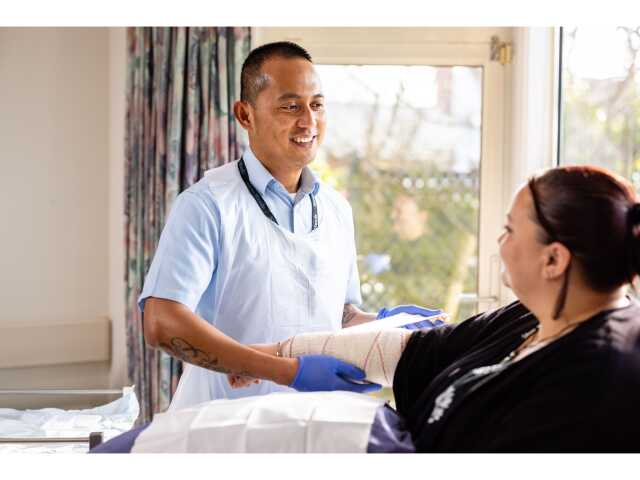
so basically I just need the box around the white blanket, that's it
[132,391,386,453]
[0,387,139,453]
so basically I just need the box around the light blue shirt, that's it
[138,146,362,322]
[139,147,363,404]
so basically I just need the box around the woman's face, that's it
[498,186,548,301]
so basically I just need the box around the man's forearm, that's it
[144,298,297,385]
[276,328,410,387]
[342,304,377,328]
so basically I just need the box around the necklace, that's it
[502,327,538,363]
[502,321,580,364]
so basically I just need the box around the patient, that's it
[93,165,640,453]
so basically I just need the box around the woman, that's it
[390,164,640,452]
[94,165,640,453]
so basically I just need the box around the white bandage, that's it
[280,328,412,387]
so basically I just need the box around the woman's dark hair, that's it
[528,165,640,318]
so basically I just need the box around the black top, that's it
[393,299,640,452]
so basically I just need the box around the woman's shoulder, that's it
[605,296,640,338]
[601,300,640,378]
[551,299,640,389]
[583,297,640,355]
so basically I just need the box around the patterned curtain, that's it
[124,27,251,423]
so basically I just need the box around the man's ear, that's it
[233,100,253,130]
[542,242,571,280]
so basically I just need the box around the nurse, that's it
[139,41,433,410]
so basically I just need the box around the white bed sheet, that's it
[0,386,139,453]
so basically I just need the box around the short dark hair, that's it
[240,41,313,104]
[529,165,640,317]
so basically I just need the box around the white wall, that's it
[0,27,117,407]
[108,27,127,391]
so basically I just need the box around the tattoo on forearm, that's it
[342,304,358,326]
[159,337,247,375]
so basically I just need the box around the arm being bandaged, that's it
[279,328,413,387]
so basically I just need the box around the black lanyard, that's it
[238,157,318,231]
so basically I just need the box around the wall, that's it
[0,28,113,408]
[108,27,127,392]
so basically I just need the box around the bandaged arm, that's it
[278,329,412,387]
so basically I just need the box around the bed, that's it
[90,391,415,453]
[0,387,139,453]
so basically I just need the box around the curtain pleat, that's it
[125,26,250,423]
[217,31,230,165]
[165,27,186,213]
[184,29,200,189]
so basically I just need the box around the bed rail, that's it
[0,389,122,395]
[0,432,104,448]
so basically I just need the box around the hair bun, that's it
[626,203,640,281]
[628,203,640,237]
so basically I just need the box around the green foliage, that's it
[561,27,640,190]
[323,153,479,320]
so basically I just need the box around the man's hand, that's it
[342,304,377,328]
[289,355,381,394]
[377,304,446,330]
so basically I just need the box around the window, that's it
[255,28,512,319]
[314,64,482,322]
[560,26,640,189]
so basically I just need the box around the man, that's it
[140,41,432,410]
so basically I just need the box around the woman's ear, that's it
[233,100,253,130]
[542,242,571,280]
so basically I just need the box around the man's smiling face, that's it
[247,56,326,170]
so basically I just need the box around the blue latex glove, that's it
[377,304,446,330]
[400,318,446,330]
[289,355,382,394]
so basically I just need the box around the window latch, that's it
[490,35,513,65]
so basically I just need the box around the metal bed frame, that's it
[0,388,124,449]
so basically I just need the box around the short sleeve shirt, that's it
[138,148,362,325]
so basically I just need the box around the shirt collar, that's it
[242,147,275,195]
[298,166,320,197]
[241,146,320,197]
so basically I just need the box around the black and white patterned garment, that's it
[394,299,640,452]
